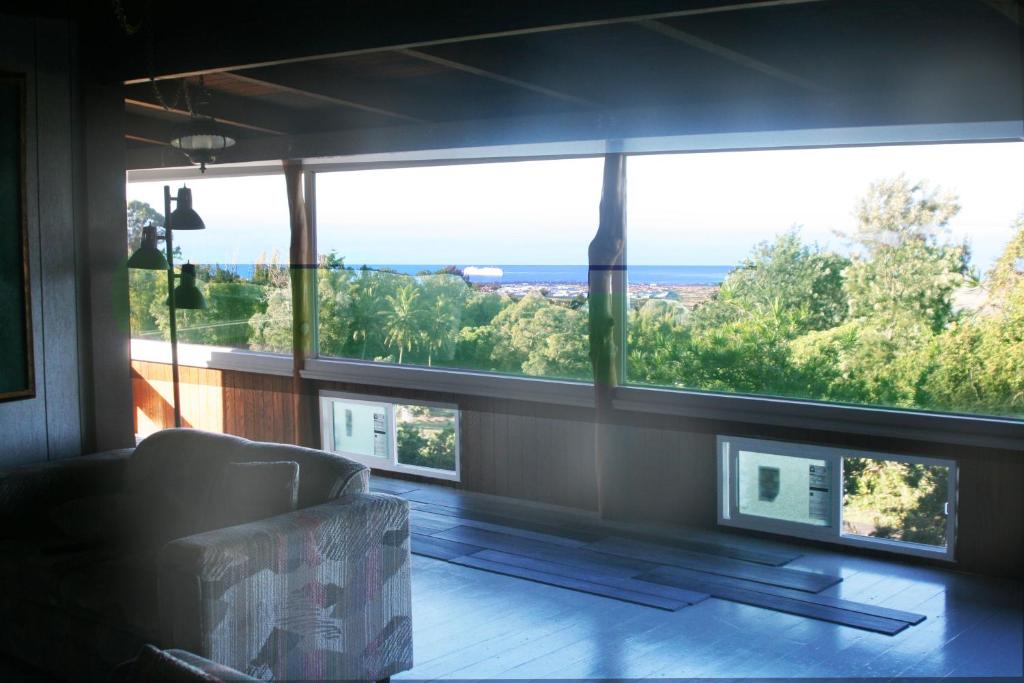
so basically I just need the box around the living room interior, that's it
[1,0,1023,680]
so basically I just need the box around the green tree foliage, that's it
[397,423,456,470]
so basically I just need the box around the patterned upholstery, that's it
[0,429,412,682]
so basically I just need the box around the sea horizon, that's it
[204,263,735,286]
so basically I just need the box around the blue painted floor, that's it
[389,485,1024,679]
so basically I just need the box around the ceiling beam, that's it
[124,91,290,136]
[125,113,176,145]
[222,72,425,123]
[395,48,598,107]
[635,19,827,93]
[124,0,830,84]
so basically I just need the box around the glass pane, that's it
[842,457,950,547]
[737,449,831,527]
[626,142,1024,420]
[395,404,457,471]
[331,401,389,459]
[314,159,603,380]
[126,176,292,351]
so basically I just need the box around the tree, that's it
[840,176,967,332]
[382,283,425,364]
[691,230,849,335]
[127,199,163,253]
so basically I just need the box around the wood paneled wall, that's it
[131,361,294,444]
[131,360,1023,578]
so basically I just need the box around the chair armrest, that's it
[0,449,133,532]
[165,649,265,682]
[158,493,412,682]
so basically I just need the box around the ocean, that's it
[213,264,733,285]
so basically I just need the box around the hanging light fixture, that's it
[170,116,235,174]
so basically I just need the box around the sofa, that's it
[0,429,413,681]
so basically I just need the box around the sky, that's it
[128,141,1024,272]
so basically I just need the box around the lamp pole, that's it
[163,185,182,428]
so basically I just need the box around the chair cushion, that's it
[207,461,299,529]
[125,429,369,512]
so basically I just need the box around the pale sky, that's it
[128,141,1024,272]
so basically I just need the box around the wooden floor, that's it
[373,476,1024,680]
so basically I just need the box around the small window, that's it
[718,436,956,560]
[320,390,460,481]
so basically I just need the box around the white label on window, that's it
[373,410,387,457]
[808,463,831,523]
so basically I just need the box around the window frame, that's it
[319,389,462,481]
[125,132,1024,452]
[717,435,958,561]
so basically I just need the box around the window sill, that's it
[614,385,1024,451]
[302,357,595,408]
[130,339,293,377]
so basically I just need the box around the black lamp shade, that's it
[169,187,205,230]
[173,263,207,309]
[127,224,169,270]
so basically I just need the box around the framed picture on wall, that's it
[0,73,33,402]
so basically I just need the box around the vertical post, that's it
[589,154,627,517]
[164,185,182,429]
[284,160,317,446]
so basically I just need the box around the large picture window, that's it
[626,143,1024,420]
[126,175,292,353]
[313,159,603,381]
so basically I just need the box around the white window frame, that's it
[320,389,461,482]
[717,435,958,561]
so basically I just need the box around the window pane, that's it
[842,457,950,548]
[126,176,291,351]
[314,159,602,380]
[395,404,457,471]
[626,142,1024,420]
[737,449,831,527]
[331,400,390,459]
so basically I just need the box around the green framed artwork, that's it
[0,73,33,402]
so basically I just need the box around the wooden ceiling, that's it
[115,0,1022,169]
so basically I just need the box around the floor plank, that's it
[591,535,841,593]
[639,565,909,635]
[469,549,710,604]
[452,554,690,611]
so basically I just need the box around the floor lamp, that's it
[128,185,207,428]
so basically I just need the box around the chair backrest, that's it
[125,429,368,512]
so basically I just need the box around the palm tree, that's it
[383,283,424,364]
[422,294,459,366]
[347,274,388,358]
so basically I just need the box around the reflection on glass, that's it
[394,404,457,471]
[332,401,389,459]
[737,450,831,527]
[842,457,949,547]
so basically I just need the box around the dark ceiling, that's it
[93,0,1022,169]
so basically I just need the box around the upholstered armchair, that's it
[0,429,413,682]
